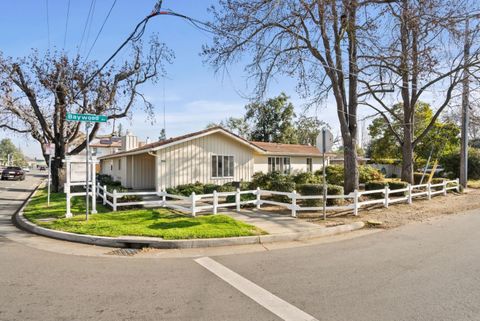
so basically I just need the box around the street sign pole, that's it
[65,113,107,221]
[47,155,52,206]
[85,122,90,221]
[322,128,327,220]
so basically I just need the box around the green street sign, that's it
[66,113,107,123]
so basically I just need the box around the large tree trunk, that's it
[343,134,359,194]
[401,133,414,183]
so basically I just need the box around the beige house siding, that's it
[156,132,254,191]
[131,153,155,190]
[100,157,127,186]
[253,155,326,174]
[100,154,155,190]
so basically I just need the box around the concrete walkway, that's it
[224,209,323,234]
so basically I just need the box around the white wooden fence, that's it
[96,179,460,218]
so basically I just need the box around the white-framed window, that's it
[306,157,313,172]
[268,157,291,174]
[212,155,234,178]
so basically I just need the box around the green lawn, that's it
[24,189,265,239]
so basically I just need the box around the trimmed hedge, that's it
[388,181,408,190]
[365,181,388,199]
[296,184,344,206]
[441,148,480,180]
[367,158,401,165]
[319,165,384,185]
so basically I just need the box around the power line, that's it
[63,0,71,49]
[78,0,96,55]
[83,0,97,54]
[45,0,50,51]
[85,0,117,61]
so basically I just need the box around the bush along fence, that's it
[95,179,460,218]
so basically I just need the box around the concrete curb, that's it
[14,187,365,249]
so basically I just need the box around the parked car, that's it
[23,167,30,172]
[1,167,26,181]
[38,166,47,171]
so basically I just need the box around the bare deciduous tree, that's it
[359,0,480,183]
[0,36,173,191]
[203,0,391,193]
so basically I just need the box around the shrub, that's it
[173,182,205,196]
[226,192,256,205]
[293,171,322,185]
[297,184,344,206]
[217,183,236,193]
[367,158,401,165]
[250,171,272,189]
[97,174,115,186]
[319,165,384,185]
[365,181,388,199]
[413,172,426,184]
[441,148,480,180]
[388,181,408,190]
[203,184,221,194]
[359,165,384,183]
[324,165,344,185]
[388,181,409,196]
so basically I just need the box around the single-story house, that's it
[98,127,333,191]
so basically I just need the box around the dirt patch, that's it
[316,189,480,228]
[259,189,480,229]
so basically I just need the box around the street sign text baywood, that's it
[66,113,107,123]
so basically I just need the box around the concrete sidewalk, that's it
[224,210,325,234]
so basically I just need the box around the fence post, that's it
[65,183,72,218]
[456,178,460,192]
[235,188,241,211]
[103,184,107,205]
[384,186,389,208]
[162,189,166,207]
[213,190,218,214]
[443,180,447,196]
[291,190,297,218]
[407,184,413,204]
[112,189,118,211]
[353,189,359,216]
[191,192,196,217]
[427,182,432,200]
[256,187,261,209]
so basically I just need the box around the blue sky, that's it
[0,0,374,158]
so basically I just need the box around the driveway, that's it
[1,173,479,321]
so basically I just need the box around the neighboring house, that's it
[89,136,123,158]
[98,127,333,191]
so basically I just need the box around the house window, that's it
[110,160,113,171]
[212,155,234,178]
[117,159,121,170]
[268,157,291,174]
[306,158,313,172]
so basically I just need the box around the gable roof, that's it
[98,127,331,160]
[98,127,264,160]
[250,141,334,157]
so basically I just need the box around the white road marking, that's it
[195,257,319,321]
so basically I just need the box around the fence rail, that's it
[95,179,460,218]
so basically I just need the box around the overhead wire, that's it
[45,0,50,51]
[78,0,96,55]
[84,0,118,61]
[63,0,71,49]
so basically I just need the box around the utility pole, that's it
[460,17,471,189]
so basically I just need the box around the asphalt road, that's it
[1,174,480,321]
